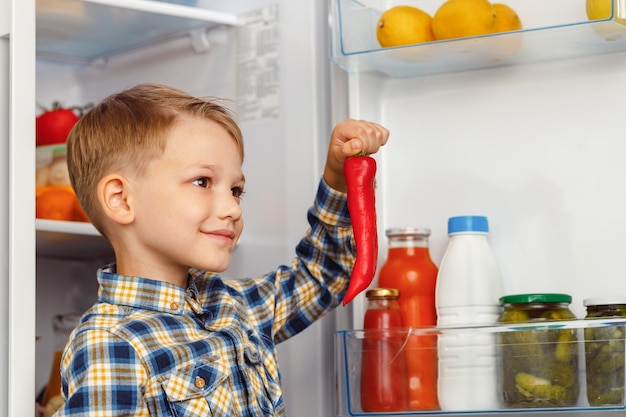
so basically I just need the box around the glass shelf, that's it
[36,219,113,259]
[336,319,626,416]
[36,0,257,62]
[329,0,626,78]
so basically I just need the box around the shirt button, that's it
[194,376,206,389]
[170,302,179,310]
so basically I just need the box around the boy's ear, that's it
[97,174,134,225]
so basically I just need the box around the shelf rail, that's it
[81,0,245,25]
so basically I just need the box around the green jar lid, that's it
[500,293,572,305]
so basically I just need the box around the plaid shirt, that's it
[53,179,354,417]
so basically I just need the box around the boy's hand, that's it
[323,119,389,192]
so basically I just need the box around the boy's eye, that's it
[192,177,210,188]
[232,187,245,199]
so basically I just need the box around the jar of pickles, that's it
[497,293,579,408]
[583,296,626,406]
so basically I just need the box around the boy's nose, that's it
[219,193,242,220]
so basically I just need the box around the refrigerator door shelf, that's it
[335,318,626,416]
[330,0,626,78]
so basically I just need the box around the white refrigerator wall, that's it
[35,1,336,417]
[1,20,9,415]
[7,0,36,415]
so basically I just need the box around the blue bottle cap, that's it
[448,215,489,234]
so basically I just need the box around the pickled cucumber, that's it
[554,330,577,363]
[515,372,571,405]
[585,324,625,406]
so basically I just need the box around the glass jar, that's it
[360,288,408,412]
[377,227,439,410]
[42,313,81,406]
[378,227,438,328]
[497,293,579,408]
[583,296,626,406]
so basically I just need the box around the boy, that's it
[54,83,388,416]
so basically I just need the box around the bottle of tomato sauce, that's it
[377,227,439,411]
[361,288,408,412]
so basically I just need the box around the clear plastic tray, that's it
[335,318,626,416]
[329,0,626,77]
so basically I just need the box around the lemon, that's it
[432,0,497,40]
[493,3,523,32]
[480,3,523,61]
[587,0,626,22]
[586,0,614,20]
[376,5,435,48]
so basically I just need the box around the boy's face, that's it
[129,116,244,275]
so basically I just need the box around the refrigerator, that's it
[5,0,626,416]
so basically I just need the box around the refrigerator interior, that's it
[328,0,626,328]
[35,1,337,416]
[335,45,626,417]
[328,0,626,414]
[344,51,626,325]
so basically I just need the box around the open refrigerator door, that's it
[328,0,626,416]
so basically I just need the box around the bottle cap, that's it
[386,227,431,237]
[500,293,572,305]
[448,215,489,234]
[583,296,626,307]
[365,288,400,299]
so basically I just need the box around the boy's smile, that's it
[115,116,244,286]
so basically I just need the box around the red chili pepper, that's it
[342,155,378,306]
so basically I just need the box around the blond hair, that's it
[66,83,244,237]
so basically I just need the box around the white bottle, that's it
[435,215,504,412]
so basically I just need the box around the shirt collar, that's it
[97,264,202,315]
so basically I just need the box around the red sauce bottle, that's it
[361,288,408,412]
[377,227,439,410]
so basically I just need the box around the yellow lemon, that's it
[432,0,497,40]
[480,3,523,61]
[586,0,614,20]
[586,0,626,22]
[493,3,523,32]
[376,5,435,48]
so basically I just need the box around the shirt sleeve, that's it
[53,328,150,417]
[230,178,355,344]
